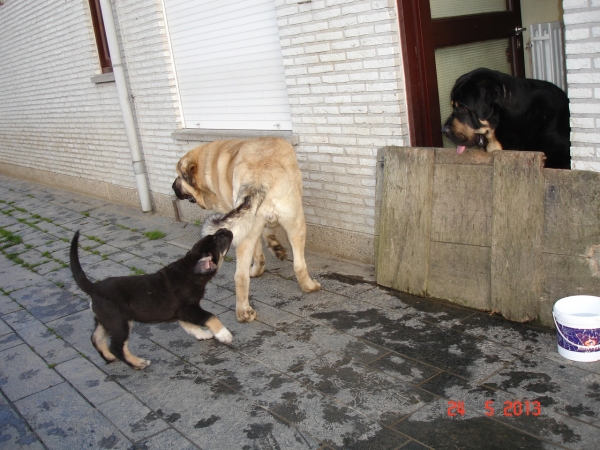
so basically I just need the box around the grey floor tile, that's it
[281,318,390,365]
[0,332,22,352]
[97,393,170,442]
[197,349,308,409]
[55,357,126,406]
[292,352,435,425]
[272,390,408,449]
[393,398,563,450]
[0,293,22,316]
[483,353,600,425]
[14,382,132,449]
[9,283,89,323]
[133,428,199,450]
[368,352,441,386]
[0,394,45,449]
[0,344,64,402]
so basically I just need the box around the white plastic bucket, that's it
[553,295,600,362]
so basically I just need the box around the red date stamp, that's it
[448,400,541,417]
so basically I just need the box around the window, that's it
[89,0,112,73]
[162,0,291,131]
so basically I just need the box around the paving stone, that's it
[483,353,600,425]
[392,398,563,450]
[0,344,64,402]
[0,260,46,293]
[3,310,41,332]
[14,382,132,449]
[15,318,79,366]
[418,370,599,449]
[130,321,231,368]
[0,332,22,352]
[117,360,322,450]
[9,283,89,323]
[308,300,526,382]
[222,310,327,372]
[452,312,558,354]
[0,394,45,449]
[368,352,441,386]
[292,352,435,425]
[134,428,200,449]
[55,357,126,406]
[3,175,600,449]
[272,390,408,449]
[97,393,171,442]
[198,348,309,409]
[127,240,187,264]
[0,293,21,316]
[0,318,12,336]
[289,319,392,366]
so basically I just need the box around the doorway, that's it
[397,0,525,147]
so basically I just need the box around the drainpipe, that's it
[99,0,153,212]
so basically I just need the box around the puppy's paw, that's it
[236,307,257,323]
[214,327,233,344]
[193,329,214,340]
[133,359,151,370]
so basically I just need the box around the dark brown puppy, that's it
[70,228,233,369]
[441,68,571,169]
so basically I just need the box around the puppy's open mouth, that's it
[185,195,196,203]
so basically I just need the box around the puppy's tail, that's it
[201,185,266,245]
[70,231,94,295]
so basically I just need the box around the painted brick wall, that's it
[274,0,407,236]
[0,0,135,188]
[110,0,187,196]
[0,0,408,261]
[563,0,600,171]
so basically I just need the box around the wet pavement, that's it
[0,174,599,449]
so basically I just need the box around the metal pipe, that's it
[98,0,152,212]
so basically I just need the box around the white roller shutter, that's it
[162,0,292,131]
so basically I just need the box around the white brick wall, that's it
[0,0,135,187]
[275,0,407,235]
[0,0,409,252]
[563,0,600,171]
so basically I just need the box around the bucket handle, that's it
[553,315,600,350]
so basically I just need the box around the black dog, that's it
[70,228,233,369]
[441,68,571,169]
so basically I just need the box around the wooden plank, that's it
[543,168,600,255]
[539,253,600,327]
[434,148,493,166]
[491,151,545,322]
[431,164,493,246]
[427,242,491,310]
[376,147,434,295]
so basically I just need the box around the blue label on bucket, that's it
[556,322,600,352]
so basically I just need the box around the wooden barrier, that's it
[375,147,600,327]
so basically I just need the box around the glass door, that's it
[397,0,525,147]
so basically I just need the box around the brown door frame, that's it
[397,0,525,147]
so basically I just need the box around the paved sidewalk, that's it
[0,174,599,450]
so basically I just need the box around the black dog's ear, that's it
[194,255,216,275]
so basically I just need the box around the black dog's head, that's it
[441,68,506,154]
[190,228,233,276]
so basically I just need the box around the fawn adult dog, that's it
[172,137,321,323]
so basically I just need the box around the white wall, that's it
[563,0,600,171]
[274,0,407,237]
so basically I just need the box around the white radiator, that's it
[530,21,567,91]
